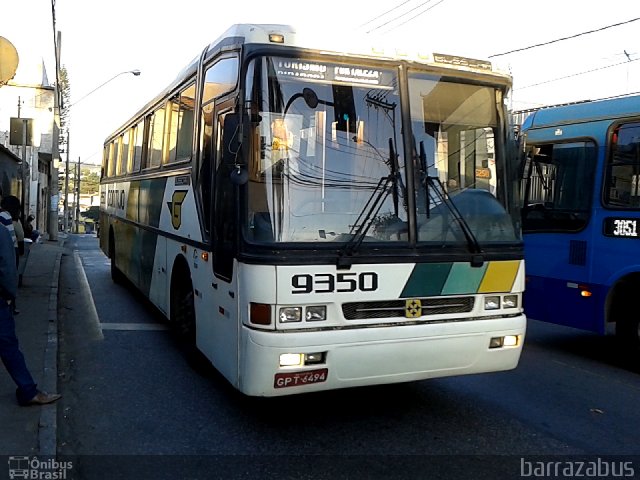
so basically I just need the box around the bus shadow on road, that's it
[525,319,639,374]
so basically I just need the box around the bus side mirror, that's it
[230,165,248,185]
[222,113,249,186]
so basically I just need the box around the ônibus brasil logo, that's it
[8,456,73,479]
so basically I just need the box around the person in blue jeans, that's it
[0,222,61,406]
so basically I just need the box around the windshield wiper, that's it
[337,175,393,269]
[426,176,484,265]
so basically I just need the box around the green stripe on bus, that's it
[441,262,488,295]
[401,263,452,298]
[140,178,167,228]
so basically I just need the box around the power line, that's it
[366,0,436,33]
[359,0,413,29]
[515,56,640,90]
[489,17,640,58]
[376,0,445,35]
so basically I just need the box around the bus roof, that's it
[106,23,511,145]
[204,24,509,77]
[520,94,640,131]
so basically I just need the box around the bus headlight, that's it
[279,307,302,323]
[306,306,327,321]
[484,296,500,310]
[502,295,518,309]
[280,353,303,367]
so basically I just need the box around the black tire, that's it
[109,231,125,284]
[616,317,640,353]
[171,275,196,344]
[611,278,640,357]
[170,268,210,372]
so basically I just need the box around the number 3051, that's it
[291,272,378,294]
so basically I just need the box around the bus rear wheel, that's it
[109,231,125,284]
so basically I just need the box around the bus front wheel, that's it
[170,266,209,370]
[612,278,640,354]
[170,265,196,345]
[616,317,640,352]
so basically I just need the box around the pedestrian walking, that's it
[0,187,16,251]
[0,208,61,406]
[0,190,20,314]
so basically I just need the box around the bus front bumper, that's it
[238,314,526,396]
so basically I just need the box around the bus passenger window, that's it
[147,108,165,168]
[522,141,597,232]
[102,145,109,179]
[165,99,179,164]
[605,122,640,208]
[175,84,196,162]
[132,120,145,172]
[117,134,128,175]
[107,141,116,177]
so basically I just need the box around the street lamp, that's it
[62,69,141,232]
[67,69,141,109]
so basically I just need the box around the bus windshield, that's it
[409,72,519,245]
[244,56,518,246]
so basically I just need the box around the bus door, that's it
[204,99,240,378]
[522,136,599,331]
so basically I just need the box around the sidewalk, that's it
[0,234,65,456]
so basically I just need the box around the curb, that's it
[38,249,62,455]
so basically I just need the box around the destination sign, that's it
[603,217,640,238]
[275,58,389,87]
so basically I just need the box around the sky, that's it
[3,0,640,165]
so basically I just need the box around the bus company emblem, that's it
[167,190,188,229]
[405,299,422,318]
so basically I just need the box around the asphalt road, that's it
[56,235,640,479]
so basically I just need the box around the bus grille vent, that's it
[569,240,587,266]
[342,297,475,320]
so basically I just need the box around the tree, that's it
[80,169,100,195]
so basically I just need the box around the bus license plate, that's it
[274,368,328,389]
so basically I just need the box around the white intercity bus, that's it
[100,24,525,396]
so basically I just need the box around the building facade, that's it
[0,58,60,239]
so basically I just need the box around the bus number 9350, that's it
[292,272,379,294]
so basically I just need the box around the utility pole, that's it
[17,96,28,223]
[74,156,80,233]
[63,130,70,232]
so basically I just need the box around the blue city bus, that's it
[519,94,640,349]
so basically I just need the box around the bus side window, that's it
[197,56,239,238]
[213,111,237,280]
[148,107,165,168]
[102,145,109,179]
[107,141,116,177]
[198,103,214,236]
[605,122,640,208]
[167,83,195,164]
[132,119,145,172]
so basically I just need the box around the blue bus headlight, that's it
[279,307,302,323]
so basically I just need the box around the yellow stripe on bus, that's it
[478,260,520,293]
